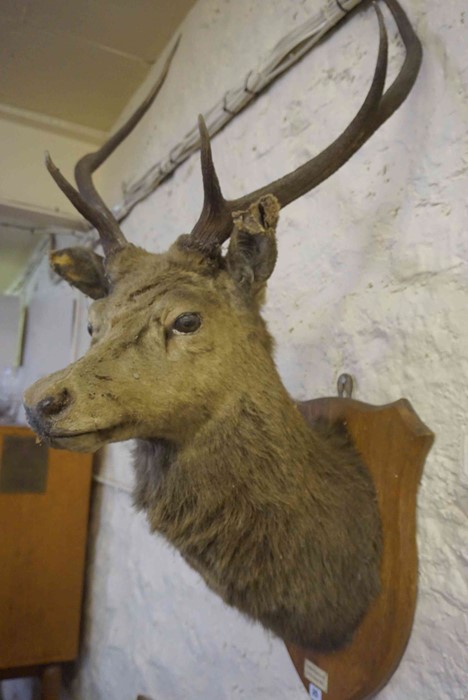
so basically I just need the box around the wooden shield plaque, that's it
[286,397,434,699]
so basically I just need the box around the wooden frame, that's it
[286,397,434,699]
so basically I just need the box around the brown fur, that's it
[132,411,381,651]
[24,201,382,651]
[23,0,424,650]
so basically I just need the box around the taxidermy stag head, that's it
[24,0,421,651]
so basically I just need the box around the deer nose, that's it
[36,388,72,418]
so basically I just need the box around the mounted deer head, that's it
[24,0,421,651]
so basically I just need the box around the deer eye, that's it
[172,313,201,335]
[87,322,93,336]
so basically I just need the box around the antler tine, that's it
[45,152,125,247]
[47,38,180,256]
[373,0,422,127]
[74,38,180,208]
[185,116,232,253]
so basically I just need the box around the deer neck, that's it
[132,361,382,653]
[187,381,312,487]
[133,361,317,512]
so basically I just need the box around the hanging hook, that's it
[337,373,354,398]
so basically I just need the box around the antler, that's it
[46,38,180,256]
[44,0,420,260]
[187,0,422,253]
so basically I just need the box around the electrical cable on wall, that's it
[114,0,363,223]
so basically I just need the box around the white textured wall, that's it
[9,0,468,699]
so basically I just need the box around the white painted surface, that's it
[0,116,97,291]
[0,116,99,217]
[5,0,467,699]
[0,295,21,368]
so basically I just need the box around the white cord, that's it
[114,0,363,222]
[93,473,133,494]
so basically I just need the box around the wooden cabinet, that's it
[0,425,92,699]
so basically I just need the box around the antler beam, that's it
[45,39,180,256]
[187,0,422,253]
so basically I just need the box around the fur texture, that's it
[132,394,381,651]
[24,198,382,650]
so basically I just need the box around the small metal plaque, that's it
[309,684,323,700]
[0,435,48,493]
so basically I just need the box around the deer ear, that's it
[49,247,109,299]
[226,195,280,299]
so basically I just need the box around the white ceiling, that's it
[0,0,197,293]
[0,0,197,131]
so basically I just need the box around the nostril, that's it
[37,389,72,418]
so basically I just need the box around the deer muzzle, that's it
[23,360,138,452]
[24,367,113,452]
[24,369,75,442]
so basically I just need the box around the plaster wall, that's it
[6,0,467,698]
